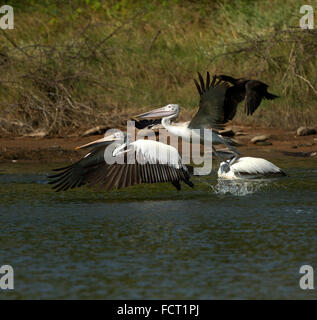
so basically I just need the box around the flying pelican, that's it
[48,131,194,192]
[215,149,286,180]
[215,74,279,120]
[133,72,239,157]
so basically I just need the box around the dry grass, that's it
[0,0,316,136]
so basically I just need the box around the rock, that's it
[297,126,317,136]
[219,128,235,137]
[283,150,317,157]
[229,138,243,146]
[235,131,248,136]
[298,142,315,147]
[24,129,47,138]
[82,125,109,137]
[255,141,272,146]
[250,135,270,144]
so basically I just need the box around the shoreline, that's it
[0,125,316,163]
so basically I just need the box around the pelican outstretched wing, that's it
[48,145,111,192]
[86,140,193,191]
[48,139,194,192]
[245,80,279,116]
[245,80,266,116]
[188,72,229,130]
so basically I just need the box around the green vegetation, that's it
[0,0,316,135]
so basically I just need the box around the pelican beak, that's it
[112,142,127,157]
[75,133,122,150]
[133,106,176,120]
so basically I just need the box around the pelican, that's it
[48,131,194,192]
[215,150,286,180]
[215,74,279,120]
[133,72,239,157]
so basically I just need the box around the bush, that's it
[0,0,316,136]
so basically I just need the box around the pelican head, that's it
[110,131,130,157]
[218,161,230,174]
[103,130,127,143]
[134,104,180,120]
[75,130,128,150]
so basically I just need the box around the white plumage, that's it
[49,131,193,192]
[218,156,285,180]
[129,139,183,169]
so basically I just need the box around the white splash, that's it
[212,179,270,196]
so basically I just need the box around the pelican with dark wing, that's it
[133,72,239,157]
[215,74,279,120]
[48,131,194,192]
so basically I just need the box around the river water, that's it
[0,158,316,299]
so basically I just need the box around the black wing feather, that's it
[189,72,229,130]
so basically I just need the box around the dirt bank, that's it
[0,125,316,163]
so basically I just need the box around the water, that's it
[0,159,317,299]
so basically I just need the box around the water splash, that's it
[211,179,270,196]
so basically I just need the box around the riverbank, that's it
[1,125,316,163]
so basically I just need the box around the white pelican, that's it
[217,156,286,180]
[133,72,239,156]
[48,131,194,192]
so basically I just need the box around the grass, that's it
[0,0,316,136]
